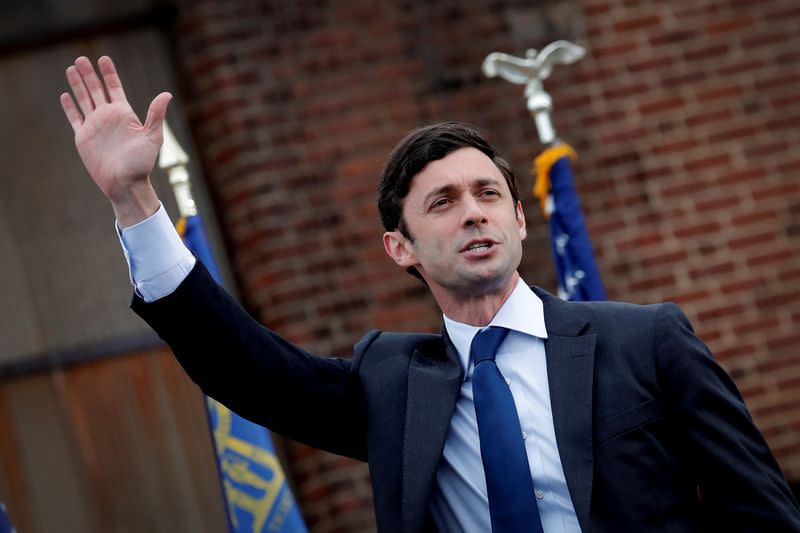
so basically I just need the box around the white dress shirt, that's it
[430,279,580,533]
[117,205,581,532]
[117,204,195,302]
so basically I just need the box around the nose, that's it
[461,196,488,228]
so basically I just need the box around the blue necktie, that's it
[471,326,544,533]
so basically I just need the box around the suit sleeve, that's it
[656,302,800,531]
[131,260,373,461]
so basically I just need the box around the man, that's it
[61,56,800,532]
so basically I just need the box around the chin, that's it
[459,270,510,294]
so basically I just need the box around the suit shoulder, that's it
[549,293,680,334]
[353,329,443,361]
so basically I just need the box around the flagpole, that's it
[482,42,607,301]
[158,121,236,533]
[160,122,197,218]
[482,41,586,146]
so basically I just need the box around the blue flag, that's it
[0,502,13,533]
[178,215,308,533]
[534,145,606,302]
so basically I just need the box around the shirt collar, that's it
[443,277,548,377]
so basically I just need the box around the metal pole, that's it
[482,41,586,146]
[158,121,236,533]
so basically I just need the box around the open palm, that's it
[60,56,172,203]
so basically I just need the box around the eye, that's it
[481,189,500,198]
[431,197,450,209]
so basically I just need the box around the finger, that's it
[59,92,84,133]
[75,56,109,107]
[97,56,126,103]
[144,92,173,133]
[66,65,94,115]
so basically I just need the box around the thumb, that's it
[144,92,173,134]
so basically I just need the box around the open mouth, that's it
[467,243,493,252]
[462,240,496,254]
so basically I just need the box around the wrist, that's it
[111,179,161,228]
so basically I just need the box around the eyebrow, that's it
[422,177,503,206]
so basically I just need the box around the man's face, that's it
[384,147,526,297]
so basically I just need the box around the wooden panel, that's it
[0,26,232,364]
[0,348,227,532]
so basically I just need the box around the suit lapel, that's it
[402,332,463,533]
[535,287,596,532]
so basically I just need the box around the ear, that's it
[383,230,418,268]
[516,201,527,241]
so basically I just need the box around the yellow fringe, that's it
[176,216,187,237]
[532,144,577,220]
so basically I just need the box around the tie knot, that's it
[470,326,510,365]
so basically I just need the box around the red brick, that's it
[639,97,686,115]
[707,16,755,34]
[756,73,800,92]
[584,2,613,15]
[752,183,800,202]
[683,154,731,172]
[707,125,757,143]
[755,289,800,310]
[772,94,800,110]
[580,109,627,126]
[614,14,662,32]
[777,159,800,174]
[728,231,777,250]
[652,139,697,156]
[601,126,650,144]
[572,66,618,84]
[767,334,800,352]
[626,56,673,73]
[720,277,767,294]
[661,180,711,198]
[664,290,712,305]
[588,217,626,235]
[776,50,800,66]
[738,317,780,335]
[717,59,767,77]
[766,113,800,131]
[594,41,640,58]
[603,82,650,100]
[662,70,708,87]
[742,32,791,49]
[696,85,743,103]
[765,6,800,21]
[641,249,689,268]
[698,303,745,321]
[685,109,733,127]
[717,168,766,186]
[630,274,676,292]
[746,249,794,268]
[731,209,779,227]
[779,267,800,282]
[684,44,730,62]
[650,29,697,46]
[695,194,741,212]
[744,141,790,159]
[689,259,735,279]
[616,232,664,251]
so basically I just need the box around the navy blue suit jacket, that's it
[132,262,800,532]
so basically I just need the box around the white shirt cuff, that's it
[116,203,196,302]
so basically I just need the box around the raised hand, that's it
[60,56,172,226]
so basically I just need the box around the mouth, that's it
[461,239,497,254]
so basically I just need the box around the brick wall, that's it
[169,0,800,530]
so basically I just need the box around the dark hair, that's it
[377,121,521,279]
